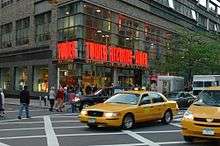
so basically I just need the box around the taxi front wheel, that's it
[122,114,134,129]
[183,136,194,142]
[162,110,173,124]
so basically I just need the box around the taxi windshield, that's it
[105,93,140,105]
[194,90,220,107]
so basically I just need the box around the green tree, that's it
[159,29,220,82]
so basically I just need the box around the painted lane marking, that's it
[44,116,59,146]
[90,140,206,146]
[90,143,146,146]
[0,132,123,140]
[169,123,182,128]
[0,142,10,146]
[0,114,78,123]
[6,110,45,113]
[0,135,46,140]
[123,130,159,146]
[0,120,79,125]
[136,130,181,134]
[0,126,87,132]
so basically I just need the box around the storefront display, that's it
[0,68,10,90]
[33,66,48,92]
[14,67,28,90]
[59,64,77,87]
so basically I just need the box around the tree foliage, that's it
[158,29,220,81]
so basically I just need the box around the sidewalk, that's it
[5,98,49,109]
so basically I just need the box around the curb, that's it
[5,102,50,109]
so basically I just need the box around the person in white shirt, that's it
[48,86,56,112]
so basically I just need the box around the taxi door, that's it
[135,94,154,122]
[148,92,167,120]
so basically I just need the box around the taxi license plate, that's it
[88,118,96,124]
[202,128,214,136]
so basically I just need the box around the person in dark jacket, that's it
[18,86,30,119]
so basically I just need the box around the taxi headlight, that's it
[80,110,87,116]
[104,112,120,118]
[183,111,193,120]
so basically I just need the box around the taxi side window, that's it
[140,94,151,105]
[150,93,165,103]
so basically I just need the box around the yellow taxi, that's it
[79,91,178,129]
[181,86,220,142]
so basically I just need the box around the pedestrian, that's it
[48,86,56,112]
[0,88,5,117]
[68,88,76,113]
[56,87,64,112]
[64,86,68,103]
[18,86,30,119]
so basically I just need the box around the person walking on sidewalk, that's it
[68,87,76,113]
[18,86,30,119]
[49,86,56,112]
[0,88,5,117]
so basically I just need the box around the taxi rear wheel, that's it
[87,124,97,129]
[122,114,134,129]
[162,110,173,124]
[183,136,194,142]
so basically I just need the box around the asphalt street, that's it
[0,104,219,146]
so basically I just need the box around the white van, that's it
[157,76,184,95]
[192,75,220,95]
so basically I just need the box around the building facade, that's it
[0,0,220,97]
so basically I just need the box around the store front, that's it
[55,1,173,90]
[0,68,10,90]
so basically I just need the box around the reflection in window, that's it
[0,68,10,90]
[14,67,28,90]
[1,23,12,48]
[33,66,48,92]
[58,3,79,41]
[199,0,207,7]
[16,17,30,45]
[35,12,51,43]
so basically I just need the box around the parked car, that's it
[76,86,124,111]
[167,92,197,108]
[79,90,179,129]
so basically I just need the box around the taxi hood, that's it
[189,104,220,119]
[85,103,136,112]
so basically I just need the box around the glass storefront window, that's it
[33,66,48,92]
[0,68,10,90]
[14,67,28,90]
[58,2,80,41]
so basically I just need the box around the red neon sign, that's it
[57,41,77,61]
[135,51,148,67]
[110,47,133,65]
[86,42,108,62]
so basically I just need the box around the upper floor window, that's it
[198,14,207,28]
[16,17,30,46]
[174,1,195,19]
[209,20,217,31]
[58,3,79,41]
[1,23,13,48]
[154,0,169,7]
[198,0,207,7]
[209,2,217,13]
[35,12,51,43]
[1,0,13,8]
